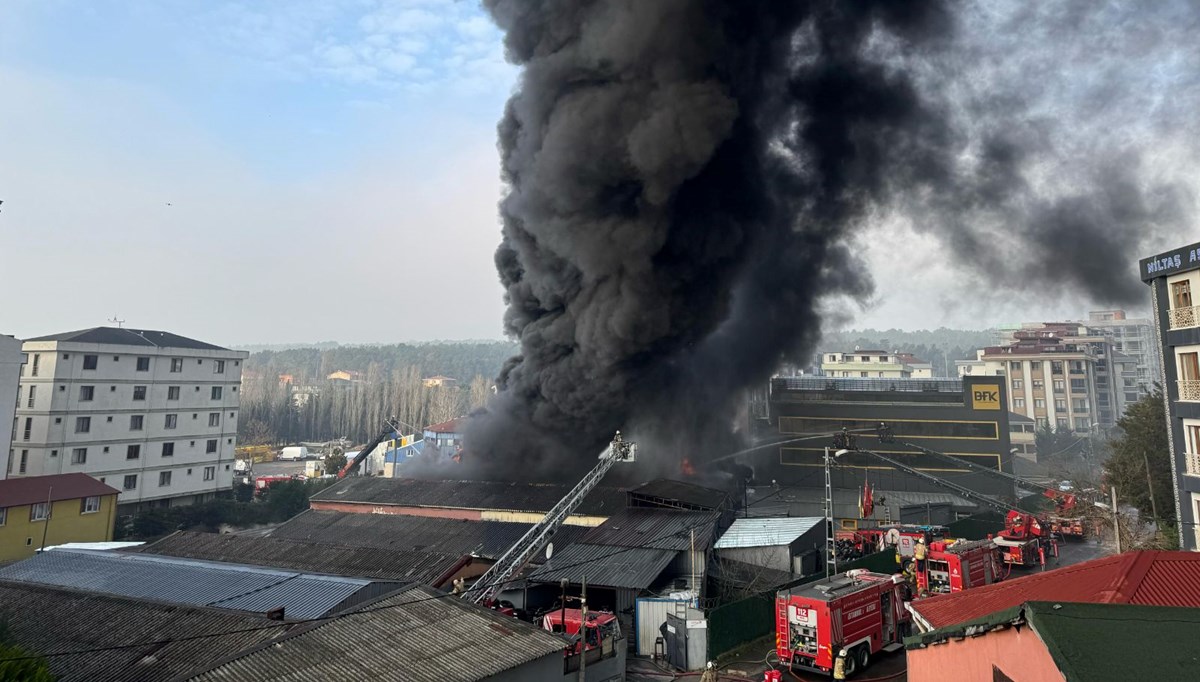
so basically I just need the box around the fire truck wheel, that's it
[854,646,870,672]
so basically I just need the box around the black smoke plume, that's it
[466,0,1198,478]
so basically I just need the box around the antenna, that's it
[108,316,125,328]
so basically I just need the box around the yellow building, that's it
[0,473,119,562]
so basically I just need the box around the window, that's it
[1035,399,1046,408]
[1032,379,1044,389]
[203,466,216,481]
[106,416,112,422]
[208,413,220,427]
[1071,379,1087,392]
[83,354,98,370]
[1173,279,1193,308]
[860,371,868,377]
[123,474,137,490]
[1053,380,1064,391]
[159,471,172,487]
[133,386,147,401]
[164,414,177,429]
[31,354,40,376]
[1075,418,1091,430]
[71,448,87,465]
[23,417,31,441]
[127,444,141,460]
[1073,399,1089,412]
[75,417,91,433]
[206,439,218,454]
[79,385,94,401]
[170,358,183,372]
[168,386,180,400]
[19,450,28,474]
[1051,361,1063,374]
[1009,361,1021,371]
[1126,392,1140,403]
[214,360,225,374]
[1055,399,1066,412]
[133,356,150,371]
[1014,398,1025,408]
[211,386,223,400]
[0,507,5,526]
[130,415,144,431]
[1031,361,1042,371]
[1057,418,1069,429]
[1012,379,1023,390]
[81,496,100,514]
[30,502,49,521]
[162,442,175,457]
[26,385,35,408]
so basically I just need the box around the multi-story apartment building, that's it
[1,334,24,481]
[1141,241,1200,550]
[1080,310,1161,404]
[820,349,933,378]
[8,328,247,515]
[958,323,1127,432]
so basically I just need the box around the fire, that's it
[681,457,696,476]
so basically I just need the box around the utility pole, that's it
[38,486,53,553]
[1141,449,1159,522]
[1112,486,1122,553]
[578,576,587,682]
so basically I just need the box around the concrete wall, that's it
[0,492,117,562]
[907,626,1063,682]
[0,335,22,481]
[11,340,247,511]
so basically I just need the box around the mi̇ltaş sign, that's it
[971,385,1002,411]
[1140,241,1200,281]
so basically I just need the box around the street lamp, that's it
[825,447,851,578]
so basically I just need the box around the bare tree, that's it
[426,385,465,425]
[469,374,492,410]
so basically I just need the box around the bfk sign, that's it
[971,385,1001,411]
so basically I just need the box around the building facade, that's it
[1083,310,1162,403]
[820,350,933,378]
[9,328,247,515]
[0,473,119,562]
[1141,241,1200,550]
[757,376,1014,498]
[1,334,24,481]
[959,323,1130,431]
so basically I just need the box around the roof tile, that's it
[0,473,119,508]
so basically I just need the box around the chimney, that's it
[266,606,285,621]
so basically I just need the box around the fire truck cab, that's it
[776,569,910,677]
[995,510,1058,568]
[918,539,1002,595]
[541,609,621,655]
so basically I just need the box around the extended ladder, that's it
[465,432,636,605]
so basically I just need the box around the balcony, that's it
[1170,305,1200,330]
[1180,380,1200,402]
[1186,452,1200,477]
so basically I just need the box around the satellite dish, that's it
[545,542,554,560]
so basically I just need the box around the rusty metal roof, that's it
[910,550,1200,629]
[185,585,566,682]
[312,476,626,516]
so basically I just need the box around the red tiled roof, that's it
[424,417,466,433]
[911,551,1200,629]
[0,473,119,508]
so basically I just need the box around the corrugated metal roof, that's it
[629,479,732,510]
[0,548,403,620]
[132,531,458,584]
[714,517,823,549]
[528,543,677,590]
[581,508,721,550]
[911,551,1200,629]
[270,510,588,561]
[186,585,567,682]
[0,581,281,682]
[312,476,625,516]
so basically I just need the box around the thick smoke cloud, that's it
[467,0,1199,478]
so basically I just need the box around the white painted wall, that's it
[11,338,247,508]
[0,335,24,481]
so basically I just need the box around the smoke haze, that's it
[467,0,1200,477]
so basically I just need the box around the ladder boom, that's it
[855,447,1031,516]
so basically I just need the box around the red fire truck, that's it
[776,569,910,677]
[917,538,1002,595]
[541,609,621,654]
[995,510,1057,567]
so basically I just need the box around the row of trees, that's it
[239,366,493,445]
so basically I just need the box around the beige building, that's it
[820,349,933,379]
[959,323,1126,432]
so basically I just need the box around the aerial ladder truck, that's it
[337,417,404,478]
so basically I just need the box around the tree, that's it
[1104,389,1174,524]
[469,374,492,410]
[324,451,348,475]
[0,623,53,682]
[242,419,275,446]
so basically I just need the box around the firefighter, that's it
[914,537,928,577]
[833,649,849,680]
[700,661,719,682]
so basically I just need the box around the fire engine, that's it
[995,509,1057,567]
[881,524,950,560]
[541,609,621,655]
[917,538,1002,595]
[776,569,910,677]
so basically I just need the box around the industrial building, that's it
[712,517,824,575]
[10,327,248,514]
[755,375,1015,499]
[1141,240,1200,549]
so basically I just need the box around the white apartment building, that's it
[1081,310,1162,404]
[8,328,247,514]
[820,349,934,379]
[1,335,24,481]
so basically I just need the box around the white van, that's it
[279,446,309,461]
